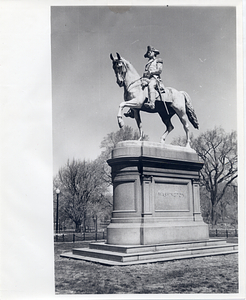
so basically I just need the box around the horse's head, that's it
[110,53,128,87]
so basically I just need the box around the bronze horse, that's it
[110,53,199,147]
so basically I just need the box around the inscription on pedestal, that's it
[157,191,185,198]
[155,181,190,212]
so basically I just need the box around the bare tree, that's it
[53,127,145,231]
[56,159,107,232]
[194,127,237,225]
[172,127,238,225]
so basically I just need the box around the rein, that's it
[120,60,143,90]
[126,77,143,90]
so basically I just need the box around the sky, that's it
[51,6,237,175]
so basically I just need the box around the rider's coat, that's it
[143,58,165,95]
[144,58,163,80]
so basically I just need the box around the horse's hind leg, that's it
[175,110,191,147]
[160,118,174,143]
[169,91,191,147]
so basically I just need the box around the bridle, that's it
[114,59,127,83]
[114,59,142,90]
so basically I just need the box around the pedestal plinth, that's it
[106,141,209,245]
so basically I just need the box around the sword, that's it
[157,84,169,115]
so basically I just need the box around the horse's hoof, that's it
[117,117,124,128]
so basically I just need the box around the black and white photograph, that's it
[0,1,245,299]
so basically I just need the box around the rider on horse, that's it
[125,46,165,118]
[143,45,165,110]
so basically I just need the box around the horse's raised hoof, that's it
[117,116,124,128]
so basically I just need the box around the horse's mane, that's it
[121,57,140,78]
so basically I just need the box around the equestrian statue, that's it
[110,46,199,147]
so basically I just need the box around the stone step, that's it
[60,241,238,266]
[61,248,238,266]
[73,243,237,262]
[89,239,227,254]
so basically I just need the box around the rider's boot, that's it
[144,92,156,110]
[124,109,135,118]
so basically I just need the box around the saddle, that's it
[158,87,173,103]
[124,80,172,118]
[141,78,172,103]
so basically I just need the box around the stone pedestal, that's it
[106,141,209,245]
[61,141,237,265]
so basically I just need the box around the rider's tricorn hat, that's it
[144,45,160,58]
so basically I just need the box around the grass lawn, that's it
[55,240,238,294]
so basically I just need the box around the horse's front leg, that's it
[117,101,125,128]
[117,98,142,129]
[134,110,143,140]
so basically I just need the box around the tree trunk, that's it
[75,221,81,233]
[83,210,86,233]
[210,192,217,227]
[211,206,214,227]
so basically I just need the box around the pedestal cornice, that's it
[107,141,204,173]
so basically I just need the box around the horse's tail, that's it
[181,91,199,129]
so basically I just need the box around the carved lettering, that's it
[157,191,185,198]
